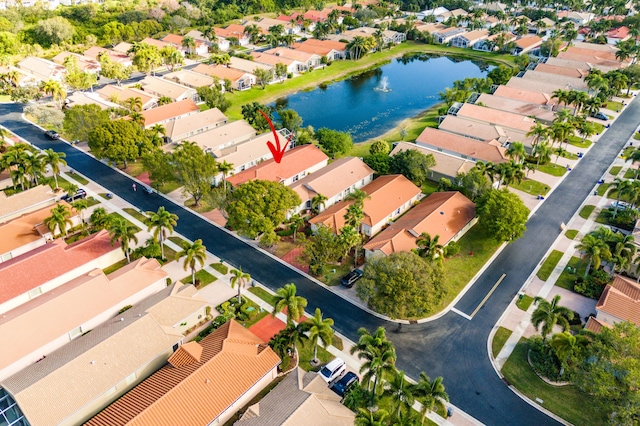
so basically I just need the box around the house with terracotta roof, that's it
[309,174,422,237]
[473,32,516,52]
[338,27,406,45]
[251,51,299,75]
[0,201,79,264]
[474,93,555,124]
[293,39,348,60]
[290,157,375,214]
[192,63,255,91]
[520,70,589,91]
[17,56,66,83]
[163,69,216,89]
[0,65,37,87]
[163,108,228,143]
[450,30,489,48]
[534,62,589,79]
[390,142,475,183]
[364,191,475,258]
[416,127,508,163]
[454,102,538,134]
[191,120,257,157]
[557,45,623,65]
[139,76,197,102]
[303,9,330,23]
[544,56,620,73]
[228,56,274,76]
[591,274,640,328]
[0,257,169,382]
[213,24,250,46]
[606,26,631,45]
[141,37,179,54]
[492,84,555,106]
[140,99,200,128]
[0,283,208,426]
[162,33,209,56]
[0,184,57,224]
[66,91,122,110]
[85,320,280,426]
[84,46,133,67]
[112,42,133,54]
[415,22,448,36]
[51,51,101,74]
[505,77,579,97]
[235,366,355,426]
[0,230,123,315]
[438,115,536,150]
[227,144,329,187]
[556,10,594,25]
[529,17,555,34]
[511,35,543,55]
[264,47,321,72]
[96,85,157,110]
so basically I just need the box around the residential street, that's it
[1,95,637,425]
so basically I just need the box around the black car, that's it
[44,130,60,140]
[330,372,358,397]
[61,188,87,202]
[340,269,363,288]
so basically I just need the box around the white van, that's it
[319,357,346,383]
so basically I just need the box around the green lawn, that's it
[634,133,640,141]
[248,286,278,306]
[604,100,624,112]
[85,196,101,207]
[578,205,595,219]
[122,162,145,177]
[566,136,592,149]
[369,106,442,144]
[624,168,637,179]
[510,179,550,196]
[103,258,128,275]
[111,212,141,232]
[320,259,354,287]
[555,256,585,290]
[592,122,606,134]
[421,179,440,195]
[297,337,334,372]
[180,269,217,289]
[595,208,608,224]
[516,294,534,311]
[596,183,610,196]
[537,163,566,177]
[157,180,181,194]
[502,339,608,426]
[162,244,177,262]
[537,250,563,281]
[123,207,148,224]
[98,193,112,200]
[565,229,579,240]
[67,172,89,185]
[168,236,189,247]
[609,166,622,175]
[492,326,513,358]
[210,262,229,275]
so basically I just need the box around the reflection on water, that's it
[271,55,492,143]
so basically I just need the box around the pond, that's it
[272,54,493,143]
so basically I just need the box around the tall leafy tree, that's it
[145,206,178,260]
[176,239,207,284]
[390,149,436,186]
[382,370,415,418]
[315,128,353,158]
[90,207,112,231]
[576,233,612,278]
[108,217,139,263]
[477,189,529,242]
[173,141,219,207]
[40,148,67,189]
[230,267,251,304]
[272,283,308,325]
[306,308,334,362]
[63,104,110,142]
[531,295,574,339]
[350,326,397,405]
[88,120,150,168]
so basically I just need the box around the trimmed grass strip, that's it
[67,172,89,185]
[565,229,578,240]
[248,286,278,306]
[579,205,595,219]
[123,207,148,224]
[537,250,563,281]
[537,163,567,177]
[210,262,229,275]
[492,326,513,358]
[180,269,217,289]
[516,294,534,311]
[609,166,622,175]
[511,178,550,196]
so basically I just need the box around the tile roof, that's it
[164,69,216,88]
[521,70,588,91]
[514,35,542,49]
[291,157,374,202]
[475,93,556,123]
[564,45,619,62]
[140,99,200,127]
[544,57,620,73]
[505,77,578,97]
[198,129,291,168]
[96,85,156,108]
[309,174,421,231]
[534,63,589,79]
[416,127,508,163]
[2,283,204,426]
[228,57,273,74]
[585,316,611,333]
[456,103,537,133]
[439,115,535,147]
[192,63,247,82]
[84,46,132,65]
[112,42,132,54]
[191,120,257,153]
[0,185,56,222]
[226,145,328,187]
[51,51,100,73]
[555,50,623,68]
[364,191,476,255]
[456,30,489,42]
[299,39,347,51]
[492,85,554,106]
[235,367,355,426]
[141,37,171,50]
[164,108,228,141]
[85,320,281,426]
[265,47,319,63]
[0,230,119,307]
[139,76,194,100]
[0,258,167,382]
[596,274,640,326]
[389,142,475,179]
[214,24,248,39]
[251,51,296,66]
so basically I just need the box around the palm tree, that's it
[549,120,575,153]
[550,331,589,374]
[182,36,196,56]
[44,203,73,237]
[414,373,449,425]
[350,327,396,405]
[90,207,112,230]
[526,123,548,147]
[272,283,308,325]
[108,217,139,263]
[344,203,364,232]
[217,160,233,191]
[506,141,526,164]
[347,36,371,60]
[145,206,178,259]
[415,232,443,261]
[626,148,640,179]
[531,295,574,339]
[230,267,251,304]
[306,308,334,362]
[72,199,89,231]
[123,96,143,112]
[40,148,67,189]
[311,193,328,213]
[532,141,552,168]
[40,79,66,108]
[339,224,362,262]
[382,370,415,418]
[24,153,44,186]
[576,233,612,278]
[355,408,389,426]
[288,214,304,242]
[552,89,571,108]
[610,178,632,219]
[176,239,207,284]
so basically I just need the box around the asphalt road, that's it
[2,96,637,425]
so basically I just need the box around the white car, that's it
[319,358,346,383]
[610,201,631,210]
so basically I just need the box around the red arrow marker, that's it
[260,110,293,164]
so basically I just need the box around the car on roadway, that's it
[330,371,358,397]
[340,269,363,288]
[319,358,346,384]
[44,130,60,140]
[591,111,609,121]
[61,188,87,202]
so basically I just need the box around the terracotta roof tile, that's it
[140,99,200,127]
[585,316,611,333]
[0,185,56,221]
[416,127,508,163]
[493,85,554,106]
[456,103,537,133]
[514,35,542,49]
[86,321,280,426]
[534,63,589,79]
[192,63,247,82]
[596,274,640,326]
[251,51,295,66]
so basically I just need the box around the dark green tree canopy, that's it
[88,119,148,167]
[315,128,353,158]
[242,102,274,132]
[477,189,529,242]
[356,251,445,319]
[197,85,230,112]
[63,104,110,142]
[172,141,219,207]
[390,149,436,186]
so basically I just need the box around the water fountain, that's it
[375,76,391,92]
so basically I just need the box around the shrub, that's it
[574,269,610,299]
[528,336,562,381]
[444,241,460,258]
[342,382,372,412]
[118,305,133,314]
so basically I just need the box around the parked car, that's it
[340,269,363,288]
[591,111,609,121]
[319,357,346,384]
[610,200,631,210]
[330,371,358,397]
[44,130,60,140]
[61,188,87,202]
